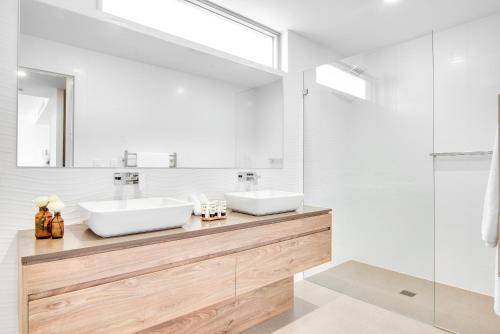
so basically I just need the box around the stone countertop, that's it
[18,206,331,265]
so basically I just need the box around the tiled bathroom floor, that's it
[243,280,445,334]
[307,261,500,334]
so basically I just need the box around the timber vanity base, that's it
[18,206,332,334]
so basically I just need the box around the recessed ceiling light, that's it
[384,0,400,4]
[176,87,185,95]
[17,70,27,77]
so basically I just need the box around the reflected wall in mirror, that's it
[17,0,284,169]
[17,68,74,167]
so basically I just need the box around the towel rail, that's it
[123,150,138,167]
[123,150,177,168]
[429,151,493,157]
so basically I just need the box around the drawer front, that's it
[25,214,331,298]
[135,278,293,334]
[236,230,331,295]
[28,256,236,334]
[232,278,294,333]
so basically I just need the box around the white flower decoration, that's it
[48,201,65,213]
[48,195,60,203]
[34,196,49,208]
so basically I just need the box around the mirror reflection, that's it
[17,0,284,169]
[17,68,74,167]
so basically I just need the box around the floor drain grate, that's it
[400,290,417,297]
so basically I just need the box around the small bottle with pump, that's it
[219,200,227,218]
[201,203,210,220]
[209,201,218,219]
[201,200,227,222]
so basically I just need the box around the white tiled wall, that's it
[0,1,337,332]
[303,34,435,281]
[433,13,500,296]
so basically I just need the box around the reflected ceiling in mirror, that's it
[17,0,284,169]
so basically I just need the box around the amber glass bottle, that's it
[35,208,52,239]
[50,213,64,239]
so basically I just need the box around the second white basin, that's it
[225,190,304,216]
[79,197,193,237]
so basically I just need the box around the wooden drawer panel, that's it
[236,230,331,295]
[25,214,331,297]
[28,256,236,334]
[232,277,293,333]
[135,278,293,334]
[138,298,236,334]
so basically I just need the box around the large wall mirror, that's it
[17,0,284,169]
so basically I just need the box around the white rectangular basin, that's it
[79,197,193,237]
[225,190,304,216]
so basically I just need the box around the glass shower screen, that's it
[303,17,500,332]
[302,34,435,325]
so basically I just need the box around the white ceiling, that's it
[211,0,500,56]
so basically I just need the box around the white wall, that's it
[17,82,61,167]
[433,13,500,296]
[235,88,256,168]
[53,88,65,166]
[17,94,51,166]
[235,79,284,168]
[254,80,284,167]
[304,35,435,281]
[0,0,336,331]
[36,0,96,12]
[20,34,243,168]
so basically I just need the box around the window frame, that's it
[315,63,368,100]
[97,0,281,69]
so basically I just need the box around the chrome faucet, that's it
[114,172,141,200]
[238,171,260,185]
[114,172,139,185]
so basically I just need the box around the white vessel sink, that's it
[79,197,193,237]
[225,190,304,216]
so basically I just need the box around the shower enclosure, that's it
[303,13,500,334]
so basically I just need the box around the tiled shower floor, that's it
[307,260,500,334]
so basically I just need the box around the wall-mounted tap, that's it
[238,171,261,188]
[114,172,139,185]
[114,172,142,200]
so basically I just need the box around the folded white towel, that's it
[482,131,499,248]
[136,152,171,168]
[482,131,500,316]
[189,193,209,216]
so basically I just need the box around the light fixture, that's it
[176,87,185,95]
[316,64,367,100]
[384,0,400,4]
[17,70,27,77]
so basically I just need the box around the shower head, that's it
[347,64,366,76]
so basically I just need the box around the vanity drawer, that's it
[24,214,331,298]
[236,230,331,295]
[28,256,236,334]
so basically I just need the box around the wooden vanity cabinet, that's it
[19,208,332,334]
